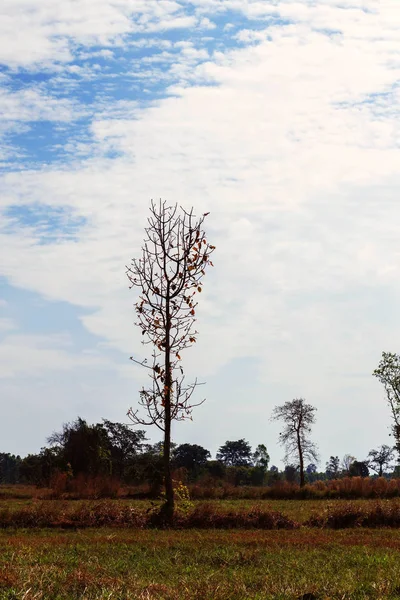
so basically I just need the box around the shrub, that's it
[176,502,299,529]
[305,500,400,528]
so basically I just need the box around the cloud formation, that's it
[0,0,399,462]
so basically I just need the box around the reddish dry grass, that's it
[1,498,400,530]
[189,477,400,500]
[0,500,297,530]
[4,476,400,502]
[306,499,400,528]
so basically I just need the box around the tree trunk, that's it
[163,418,174,523]
[162,294,174,525]
[297,430,305,487]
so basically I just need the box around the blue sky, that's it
[0,0,400,468]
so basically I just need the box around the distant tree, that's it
[367,445,395,477]
[126,200,215,523]
[284,464,299,484]
[102,420,146,480]
[267,465,281,484]
[305,463,318,483]
[341,454,356,475]
[226,466,251,487]
[173,443,211,478]
[252,444,270,470]
[48,417,111,477]
[216,439,252,467]
[326,456,340,479]
[0,453,21,484]
[205,460,226,479]
[349,460,369,477]
[147,441,177,455]
[134,448,164,495]
[247,444,270,486]
[19,454,43,485]
[19,447,61,486]
[373,352,400,454]
[271,398,318,487]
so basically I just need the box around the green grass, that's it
[1,498,400,598]
[1,528,400,599]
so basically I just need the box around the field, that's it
[1,495,400,599]
[2,528,400,599]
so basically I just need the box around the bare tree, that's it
[126,200,214,523]
[373,352,400,454]
[367,445,395,477]
[271,398,318,487]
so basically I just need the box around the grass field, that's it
[1,497,400,598]
[1,497,400,528]
[1,528,400,599]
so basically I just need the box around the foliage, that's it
[373,351,400,453]
[216,439,252,467]
[19,447,62,486]
[326,455,340,479]
[252,444,270,470]
[349,461,369,478]
[0,453,21,484]
[284,465,299,483]
[341,453,356,475]
[101,420,146,480]
[173,443,211,479]
[367,444,395,476]
[48,417,111,477]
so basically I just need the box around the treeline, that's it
[0,417,397,490]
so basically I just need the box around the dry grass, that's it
[5,477,400,502]
[0,500,298,530]
[1,528,400,598]
[0,498,400,530]
[189,477,400,500]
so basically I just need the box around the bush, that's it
[175,502,299,529]
[305,500,400,528]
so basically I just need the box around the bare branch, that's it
[126,200,214,521]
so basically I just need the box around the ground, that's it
[1,497,400,599]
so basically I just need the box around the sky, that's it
[0,0,399,469]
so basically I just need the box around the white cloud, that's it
[0,331,111,378]
[0,88,82,123]
[0,0,201,69]
[0,0,400,459]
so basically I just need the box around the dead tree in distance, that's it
[271,398,318,487]
[126,200,215,523]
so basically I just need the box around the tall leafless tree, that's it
[271,398,318,487]
[126,200,214,523]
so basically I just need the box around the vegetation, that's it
[373,351,400,454]
[271,399,318,487]
[2,527,400,599]
[368,444,395,476]
[126,200,215,522]
[3,416,400,496]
